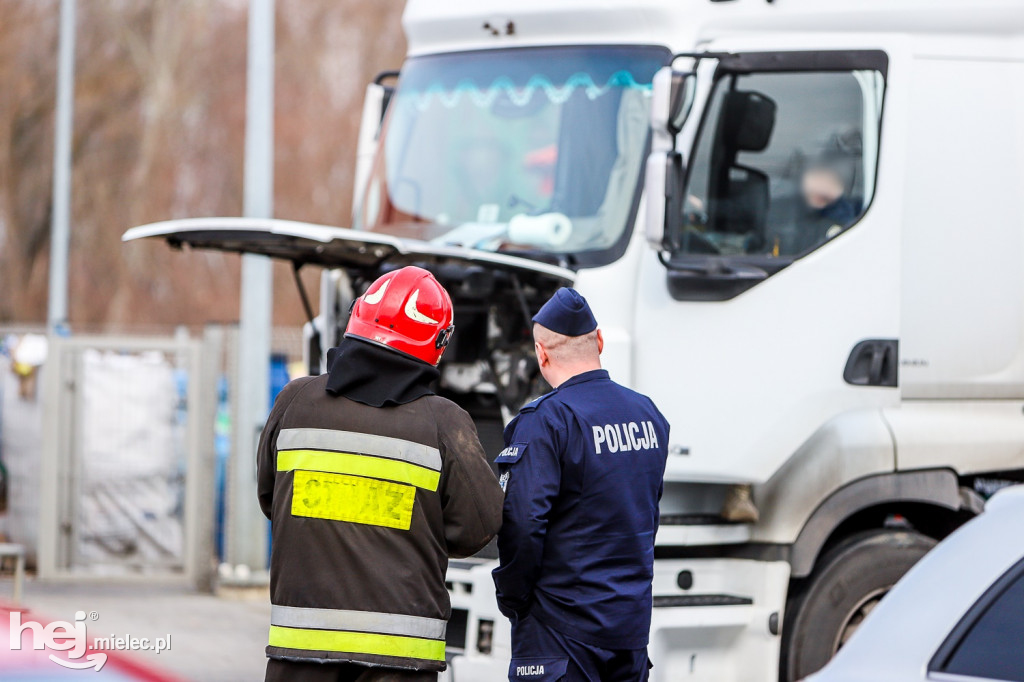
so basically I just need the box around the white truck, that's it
[125,0,1024,679]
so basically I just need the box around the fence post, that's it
[190,327,224,591]
[37,337,66,579]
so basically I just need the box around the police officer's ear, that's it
[596,329,604,356]
[535,340,550,368]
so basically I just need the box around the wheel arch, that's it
[788,468,979,578]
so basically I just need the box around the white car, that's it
[807,484,1024,682]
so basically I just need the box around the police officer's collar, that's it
[556,368,609,390]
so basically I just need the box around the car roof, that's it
[811,484,1024,682]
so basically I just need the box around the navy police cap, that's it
[532,287,598,337]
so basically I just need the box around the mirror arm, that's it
[373,70,400,86]
[371,70,401,124]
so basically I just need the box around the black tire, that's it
[781,529,937,681]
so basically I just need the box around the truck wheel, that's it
[781,529,936,681]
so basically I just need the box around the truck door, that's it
[635,50,898,484]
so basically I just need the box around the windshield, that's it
[355,46,669,267]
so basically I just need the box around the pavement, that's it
[2,577,272,682]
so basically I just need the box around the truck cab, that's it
[125,1,1024,680]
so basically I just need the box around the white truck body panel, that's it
[898,53,1024,399]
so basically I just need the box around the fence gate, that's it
[39,334,216,585]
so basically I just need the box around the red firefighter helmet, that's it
[345,266,455,366]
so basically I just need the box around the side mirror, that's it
[650,66,695,141]
[717,90,776,154]
[353,71,399,213]
[646,66,695,250]
[644,151,685,250]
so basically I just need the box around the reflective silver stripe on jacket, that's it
[270,604,447,640]
[277,428,442,472]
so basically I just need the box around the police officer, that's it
[493,288,670,682]
[258,266,504,682]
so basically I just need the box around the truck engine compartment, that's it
[325,261,567,430]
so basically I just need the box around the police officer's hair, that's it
[534,324,600,363]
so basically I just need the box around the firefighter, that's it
[493,287,670,682]
[258,266,504,682]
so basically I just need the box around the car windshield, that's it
[355,46,669,267]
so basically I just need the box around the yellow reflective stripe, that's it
[291,470,415,530]
[269,625,445,661]
[278,449,440,491]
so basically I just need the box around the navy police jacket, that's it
[492,369,670,650]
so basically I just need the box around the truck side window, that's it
[677,69,883,258]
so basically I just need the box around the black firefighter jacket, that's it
[257,374,504,671]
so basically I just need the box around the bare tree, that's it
[0,0,406,330]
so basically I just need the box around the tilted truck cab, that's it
[125,1,1024,680]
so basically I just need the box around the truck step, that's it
[653,594,753,608]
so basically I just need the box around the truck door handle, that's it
[843,339,899,387]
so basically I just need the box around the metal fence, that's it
[37,333,218,586]
[0,324,306,588]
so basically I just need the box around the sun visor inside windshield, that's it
[397,46,667,101]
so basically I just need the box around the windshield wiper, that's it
[507,194,538,212]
